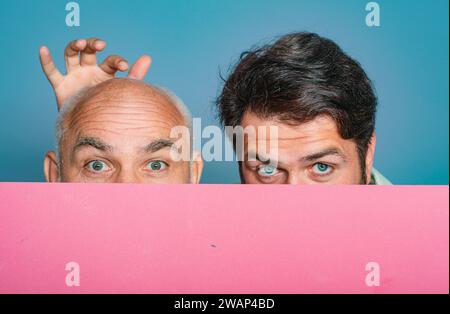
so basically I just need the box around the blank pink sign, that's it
[0,183,448,294]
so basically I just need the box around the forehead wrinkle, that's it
[65,79,186,121]
[71,99,182,119]
[81,107,181,119]
[69,109,179,127]
[86,84,185,119]
[68,117,180,133]
[66,101,186,134]
[68,125,176,142]
[79,98,177,110]
[73,127,142,138]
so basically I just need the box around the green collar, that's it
[370,168,392,185]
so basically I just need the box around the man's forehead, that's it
[67,123,177,147]
[242,112,340,138]
[72,134,175,153]
[241,113,356,163]
[63,98,185,140]
[64,80,186,130]
[72,96,180,120]
[60,105,184,157]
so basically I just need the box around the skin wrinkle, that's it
[72,136,174,157]
[62,80,186,137]
[70,119,176,130]
[70,103,179,115]
[67,105,183,132]
[68,112,178,127]
[64,97,184,144]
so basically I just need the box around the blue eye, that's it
[146,161,168,172]
[86,160,110,172]
[257,165,279,177]
[312,163,333,175]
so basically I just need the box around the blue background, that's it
[0,0,448,184]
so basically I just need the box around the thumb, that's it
[128,55,152,80]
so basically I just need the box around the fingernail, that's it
[95,41,105,49]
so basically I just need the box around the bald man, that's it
[44,78,203,184]
[40,38,202,184]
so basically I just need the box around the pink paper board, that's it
[0,183,448,294]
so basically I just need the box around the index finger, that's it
[128,55,152,80]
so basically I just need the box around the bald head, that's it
[45,78,202,184]
[58,78,190,144]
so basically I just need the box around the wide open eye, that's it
[146,160,168,172]
[311,163,333,176]
[257,164,279,177]
[86,160,110,173]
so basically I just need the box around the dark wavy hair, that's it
[217,32,377,178]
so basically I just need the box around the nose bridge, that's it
[114,164,141,183]
[286,168,304,185]
[286,172,300,185]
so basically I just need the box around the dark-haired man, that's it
[217,32,391,185]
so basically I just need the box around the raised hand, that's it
[39,38,152,110]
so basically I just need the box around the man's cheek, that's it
[61,166,86,183]
[332,166,361,185]
[155,163,189,184]
[241,169,257,184]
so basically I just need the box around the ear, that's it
[190,150,204,184]
[44,151,60,182]
[364,133,377,184]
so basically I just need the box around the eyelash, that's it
[254,165,284,183]
[144,160,169,173]
[84,159,112,175]
[253,163,335,178]
[310,163,335,177]
[83,160,170,169]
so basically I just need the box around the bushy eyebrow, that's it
[300,148,346,162]
[72,137,174,155]
[246,147,346,166]
[243,152,275,165]
[74,136,113,152]
[143,139,175,153]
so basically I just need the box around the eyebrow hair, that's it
[144,139,175,153]
[74,136,113,152]
[245,147,346,165]
[243,152,273,164]
[300,148,346,162]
